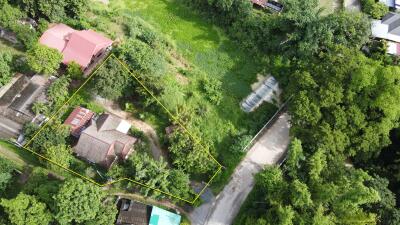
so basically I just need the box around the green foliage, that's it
[0,2,25,28]
[89,57,132,100]
[24,121,70,154]
[116,38,167,79]
[0,157,15,193]
[251,163,380,225]
[365,176,400,225]
[0,193,52,225]
[107,151,192,200]
[124,17,172,51]
[360,0,389,19]
[21,167,61,207]
[43,144,72,172]
[286,46,400,160]
[84,201,118,225]
[168,130,215,174]
[201,76,223,105]
[47,75,71,110]
[283,138,305,178]
[54,178,105,224]
[18,0,88,21]
[66,61,83,80]
[0,51,13,87]
[27,44,62,75]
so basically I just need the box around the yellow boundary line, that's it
[22,53,222,204]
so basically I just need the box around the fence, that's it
[242,97,291,153]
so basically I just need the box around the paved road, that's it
[190,113,290,225]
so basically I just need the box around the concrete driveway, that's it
[0,115,22,139]
[189,113,290,225]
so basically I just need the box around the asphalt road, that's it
[190,113,290,225]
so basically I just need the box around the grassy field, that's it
[0,140,40,168]
[87,0,277,190]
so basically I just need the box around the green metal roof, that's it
[149,206,181,225]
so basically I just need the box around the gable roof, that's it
[116,199,151,225]
[74,113,136,168]
[39,24,113,68]
[63,107,94,137]
[39,24,75,52]
[9,75,47,117]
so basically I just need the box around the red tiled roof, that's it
[64,106,94,137]
[39,24,113,68]
[39,24,75,52]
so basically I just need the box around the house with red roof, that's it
[64,106,94,137]
[39,24,113,70]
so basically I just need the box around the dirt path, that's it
[344,0,361,11]
[95,98,167,161]
[190,113,290,225]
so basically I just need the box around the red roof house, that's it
[39,24,113,69]
[64,106,94,137]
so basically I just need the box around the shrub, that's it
[361,0,389,19]
[116,38,167,78]
[201,76,223,105]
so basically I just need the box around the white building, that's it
[371,12,400,55]
[379,0,400,9]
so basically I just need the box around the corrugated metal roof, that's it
[149,206,181,225]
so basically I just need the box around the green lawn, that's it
[0,140,40,168]
[87,0,277,190]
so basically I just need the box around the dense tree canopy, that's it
[89,57,132,100]
[54,179,105,224]
[0,193,52,225]
[17,0,88,21]
[284,46,400,160]
[0,157,15,193]
[27,44,62,75]
[0,52,13,87]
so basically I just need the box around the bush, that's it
[0,52,13,87]
[66,61,84,80]
[201,76,223,105]
[361,0,388,19]
[125,17,173,50]
[116,38,167,78]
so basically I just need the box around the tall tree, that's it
[0,157,15,193]
[285,46,400,160]
[27,44,62,75]
[89,57,132,100]
[0,193,52,225]
[54,178,105,224]
[0,52,13,87]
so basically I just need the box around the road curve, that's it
[201,113,290,225]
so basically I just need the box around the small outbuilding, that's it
[116,198,181,225]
